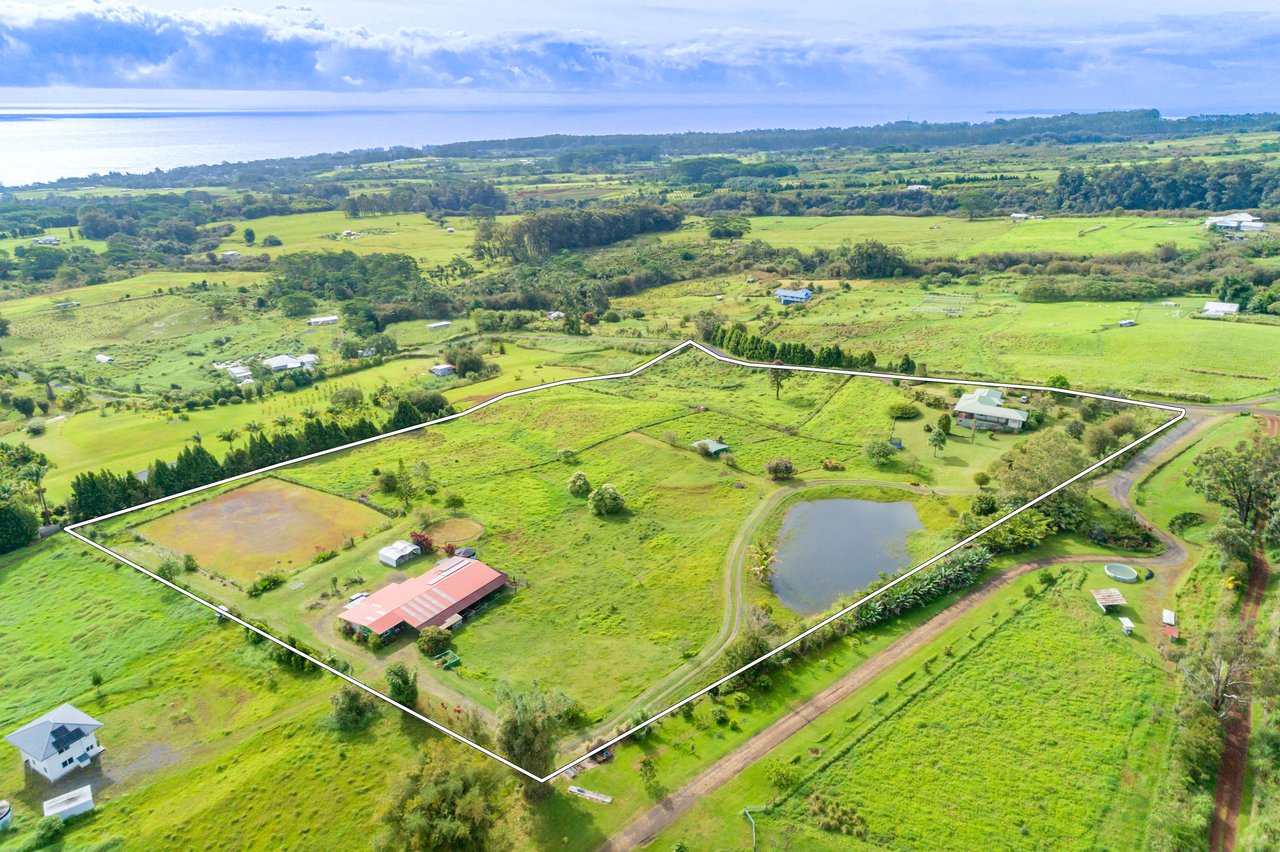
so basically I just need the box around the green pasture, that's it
[1133,413,1263,544]
[652,567,1175,850]
[614,278,1280,400]
[662,215,1206,258]
[212,209,518,268]
[103,350,1024,739]
[22,343,629,501]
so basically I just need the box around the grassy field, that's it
[611,276,1280,400]
[24,342,632,502]
[650,566,1177,850]
[662,214,1208,258]
[212,209,518,269]
[98,350,1028,748]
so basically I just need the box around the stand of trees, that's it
[472,203,683,262]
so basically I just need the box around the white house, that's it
[307,315,339,326]
[546,311,566,321]
[1203,301,1241,317]
[297,353,320,368]
[775,288,813,305]
[42,786,94,821]
[357,347,376,358]
[378,540,421,568]
[262,355,303,371]
[953,388,1028,432]
[430,364,456,377]
[94,354,113,363]
[31,236,61,246]
[5,704,104,783]
[1205,213,1266,232]
[226,365,253,382]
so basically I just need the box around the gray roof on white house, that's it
[955,388,1028,423]
[4,704,102,761]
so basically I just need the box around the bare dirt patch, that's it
[137,477,386,581]
[425,517,484,545]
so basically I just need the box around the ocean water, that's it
[0,101,1029,187]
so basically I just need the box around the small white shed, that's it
[43,785,94,820]
[1162,610,1176,627]
[1119,617,1134,636]
[378,540,421,568]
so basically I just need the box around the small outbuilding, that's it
[307,315,340,326]
[1118,319,1136,327]
[226,365,253,382]
[1203,301,1240,317]
[691,439,731,458]
[547,311,566,321]
[1118,617,1134,636]
[42,785,94,820]
[378,540,422,568]
[455,546,477,559]
[430,364,456,378]
[297,354,320,368]
[94,354,114,363]
[1162,609,1176,626]
[5,704,104,783]
[427,320,452,330]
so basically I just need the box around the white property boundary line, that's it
[66,340,1186,783]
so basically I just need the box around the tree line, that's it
[67,397,454,521]
[471,203,684,262]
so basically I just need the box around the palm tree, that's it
[217,428,240,447]
[189,432,203,445]
[274,415,294,429]
[244,420,264,434]
[301,407,319,419]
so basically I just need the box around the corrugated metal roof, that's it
[4,705,101,761]
[341,557,507,634]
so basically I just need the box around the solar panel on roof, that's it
[49,725,86,752]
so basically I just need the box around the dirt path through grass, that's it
[1209,547,1272,852]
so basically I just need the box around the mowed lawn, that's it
[139,478,387,581]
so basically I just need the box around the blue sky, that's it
[1,1,1278,115]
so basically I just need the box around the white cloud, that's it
[0,1,1277,114]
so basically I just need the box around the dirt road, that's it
[1209,547,1272,852]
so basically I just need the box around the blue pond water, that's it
[770,499,923,615]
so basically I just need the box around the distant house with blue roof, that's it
[775,288,813,305]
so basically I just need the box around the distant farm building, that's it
[691,439,731,457]
[905,184,930,191]
[220,250,241,262]
[430,364,456,377]
[1205,212,1266,232]
[1203,301,1240,317]
[31,235,61,246]
[953,388,1028,432]
[427,320,452,330]
[378,540,421,568]
[5,704,104,783]
[775,288,813,305]
[1118,319,1136,327]
[341,556,509,638]
[226,365,253,383]
[357,347,376,358]
[307,315,340,326]
[94,354,114,363]
[262,354,319,372]
[547,311,566,320]
[54,301,80,309]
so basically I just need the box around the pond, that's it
[770,499,923,615]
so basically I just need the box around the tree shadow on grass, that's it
[526,786,611,851]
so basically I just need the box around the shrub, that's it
[1169,512,1206,535]
[765,458,795,480]
[246,570,286,597]
[368,631,388,651]
[588,483,626,516]
[888,402,921,419]
[444,493,465,511]
[972,471,991,488]
[711,706,730,726]
[568,470,592,497]
[33,815,65,846]
[330,685,377,730]
[417,626,453,656]
[765,759,801,790]
[384,661,418,706]
[863,441,895,467]
[821,458,846,471]
[261,234,283,247]
[971,494,998,516]
[408,530,435,552]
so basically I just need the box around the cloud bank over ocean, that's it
[0,2,1278,113]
